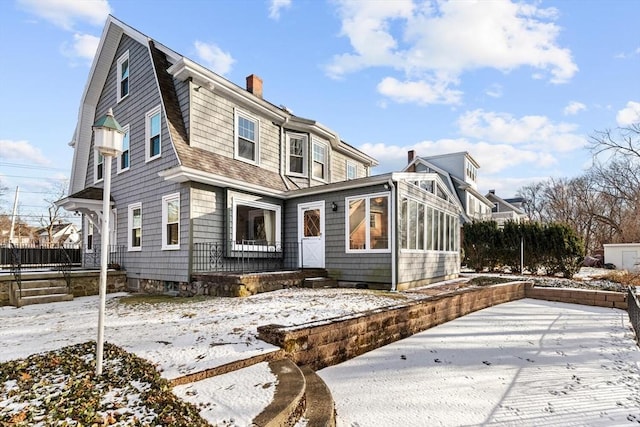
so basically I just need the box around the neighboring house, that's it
[404,151,494,223]
[485,190,528,226]
[57,16,461,291]
[36,222,81,247]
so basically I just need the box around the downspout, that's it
[278,117,291,191]
[388,178,397,292]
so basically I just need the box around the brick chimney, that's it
[407,149,415,164]
[246,74,263,98]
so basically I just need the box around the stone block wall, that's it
[525,285,627,309]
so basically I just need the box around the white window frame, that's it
[231,198,281,252]
[162,193,180,250]
[345,192,391,253]
[94,151,103,183]
[85,217,94,253]
[117,50,130,103]
[234,109,260,165]
[128,202,142,251]
[346,161,357,180]
[312,138,328,182]
[145,105,162,162]
[117,124,130,174]
[286,133,308,177]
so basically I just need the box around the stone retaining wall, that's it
[257,283,628,370]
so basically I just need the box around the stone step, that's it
[252,359,306,427]
[303,277,337,289]
[301,365,336,427]
[19,286,69,297]
[14,279,67,290]
[16,293,73,307]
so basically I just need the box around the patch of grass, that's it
[0,342,209,426]
[468,276,514,287]
[118,294,213,306]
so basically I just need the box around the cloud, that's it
[61,33,100,64]
[327,0,577,106]
[0,140,50,165]
[17,0,110,30]
[485,84,503,98]
[269,0,292,20]
[377,76,462,105]
[194,41,235,76]
[457,109,585,152]
[563,101,586,116]
[616,101,640,126]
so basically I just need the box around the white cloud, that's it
[0,140,50,165]
[485,84,503,98]
[269,0,292,20]
[563,101,586,116]
[328,0,577,105]
[616,101,640,126]
[61,33,100,64]
[377,77,462,105]
[457,109,585,152]
[17,0,110,30]
[194,41,236,76]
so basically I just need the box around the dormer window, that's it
[117,51,130,102]
[312,138,328,181]
[466,161,477,181]
[287,133,308,176]
[234,109,259,164]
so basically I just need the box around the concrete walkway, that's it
[318,298,640,427]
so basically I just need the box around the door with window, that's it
[298,202,325,268]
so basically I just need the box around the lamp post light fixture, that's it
[92,108,124,376]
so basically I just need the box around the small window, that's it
[162,193,180,250]
[117,51,130,102]
[95,152,104,182]
[117,125,130,173]
[346,193,389,252]
[85,218,94,253]
[128,202,142,251]
[146,106,161,162]
[312,139,328,181]
[234,109,259,164]
[346,161,357,180]
[287,133,307,176]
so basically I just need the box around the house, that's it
[36,222,81,247]
[603,243,640,271]
[404,151,494,224]
[484,190,528,226]
[57,16,461,292]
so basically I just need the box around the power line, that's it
[0,175,69,181]
[0,162,69,171]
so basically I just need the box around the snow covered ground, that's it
[319,298,640,426]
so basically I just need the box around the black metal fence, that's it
[628,287,640,345]
[192,240,299,274]
[82,246,127,269]
[0,244,81,269]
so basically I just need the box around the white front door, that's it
[298,201,325,268]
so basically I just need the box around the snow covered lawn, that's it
[319,298,640,426]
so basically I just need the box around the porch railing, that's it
[628,287,640,345]
[0,244,81,269]
[82,245,126,270]
[192,240,299,274]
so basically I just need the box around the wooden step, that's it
[16,293,73,307]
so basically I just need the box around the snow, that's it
[318,298,640,426]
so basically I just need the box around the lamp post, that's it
[92,108,124,376]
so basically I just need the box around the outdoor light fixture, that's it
[92,108,124,376]
[332,201,338,212]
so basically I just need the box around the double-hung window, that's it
[162,193,180,250]
[95,152,104,182]
[235,109,259,164]
[312,139,328,181]
[117,51,130,102]
[287,133,307,176]
[85,218,94,252]
[128,202,142,251]
[146,105,161,161]
[346,161,357,180]
[346,193,390,252]
[232,198,281,251]
[117,124,130,173]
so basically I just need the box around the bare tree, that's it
[515,182,546,222]
[39,181,71,246]
[589,123,640,159]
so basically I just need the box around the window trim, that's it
[345,192,391,254]
[162,193,180,250]
[234,109,260,165]
[399,195,459,253]
[94,151,103,183]
[311,138,328,182]
[145,105,162,162]
[286,133,308,177]
[128,202,142,252]
[346,160,357,180]
[117,50,130,103]
[231,198,281,252]
[85,217,94,253]
[117,124,130,174]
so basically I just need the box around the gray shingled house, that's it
[57,16,461,293]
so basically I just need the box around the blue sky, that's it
[0,0,638,225]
